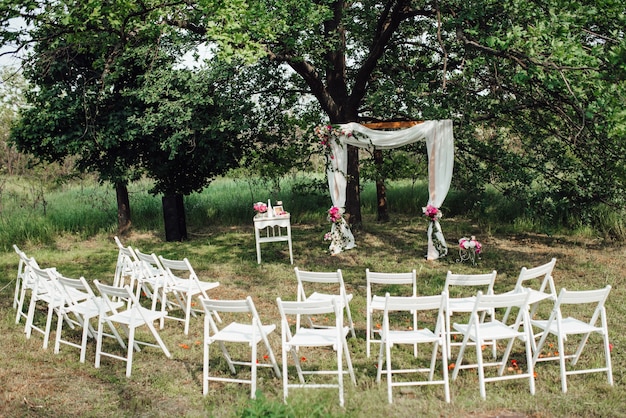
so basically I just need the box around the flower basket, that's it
[253,201,268,218]
[456,236,482,265]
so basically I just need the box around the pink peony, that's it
[327,206,342,223]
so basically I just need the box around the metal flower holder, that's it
[457,247,479,265]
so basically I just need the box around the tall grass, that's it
[0,173,623,252]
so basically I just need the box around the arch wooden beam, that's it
[361,121,423,130]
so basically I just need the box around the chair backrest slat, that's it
[277,298,336,316]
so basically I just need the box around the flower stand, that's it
[456,236,482,265]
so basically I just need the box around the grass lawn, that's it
[0,214,623,417]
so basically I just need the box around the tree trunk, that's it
[116,182,132,236]
[345,145,362,228]
[374,148,389,222]
[162,194,188,242]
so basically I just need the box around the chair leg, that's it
[525,331,536,396]
[94,322,102,369]
[428,342,439,381]
[497,337,516,376]
[24,296,37,338]
[159,288,167,330]
[218,341,237,374]
[251,338,258,399]
[344,305,356,338]
[441,340,451,403]
[203,340,210,395]
[571,332,592,365]
[451,331,470,381]
[476,339,486,400]
[366,312,372,358]
[337,335,344,407]
[126,326,136,377]
[375,340,384,383]
[343,339,356,385]
[15,287,27,324]
[79,317,92,363]
[145,320,171,358]
[54,309,65,355]
[282,343,289,403]
[13,274,22,310]
[261,334,281,378]
[386,340,393,404]
[289,346,306,383]
[41,304,56,350]
[184,295,192,335]
[603,333,614,386]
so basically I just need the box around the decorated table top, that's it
[253,213,291,229]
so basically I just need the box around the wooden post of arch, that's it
[361,121,423,222]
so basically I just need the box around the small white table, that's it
[254,214,293,264]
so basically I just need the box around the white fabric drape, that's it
[327,137,356,254]
[326,120,454,259]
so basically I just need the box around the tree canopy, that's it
[2,0,625,235]
[239,0,626,225]
[3,1,258,237]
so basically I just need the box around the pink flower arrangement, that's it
[253,202,268,213]
[314,125,354,161]
[327,206,342,223]
[459,236,482,254]
[323,206,352,252]
[423,204,442,221]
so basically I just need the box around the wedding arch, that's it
[319,120,454,260]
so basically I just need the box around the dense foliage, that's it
[1,0,625,236]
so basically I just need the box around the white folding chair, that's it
[13,246,40,324]
[365,269,417,358]
[133,248,174,329]
[54,275,124,363]
[531,285,612,393]
[199,296,281,398]
[503,258,557,323]
[376,292,450,404]
[294,268,355,338]
[93,280,171,377]
[159,255,220,335]
[276,297,356,407]
[443,270,497,359]
[452,290,535,400]
[24,263,87,350]
[113,236,140,289]
[133,247,168,299]
[12,244,28,310]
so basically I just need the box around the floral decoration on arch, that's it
[324,206,352,255]
[314,124,356,168]
[423,204,448,258]
[327,206,342,223]
[423,204,442,221]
